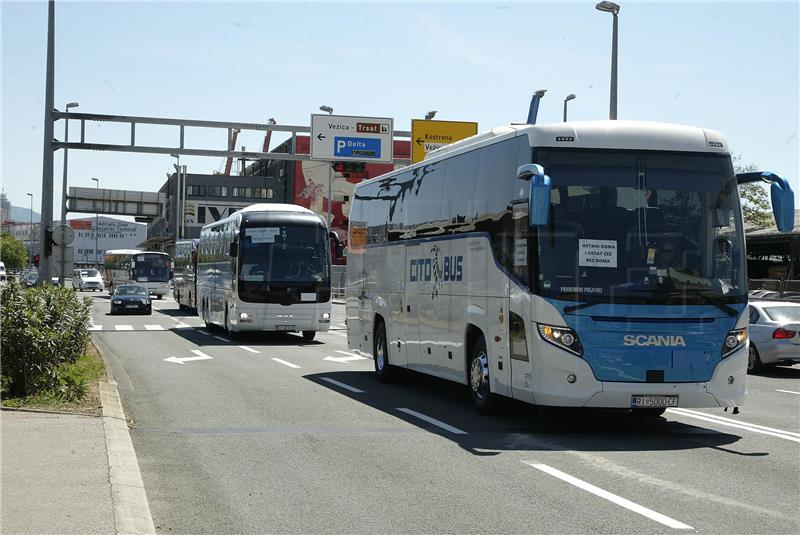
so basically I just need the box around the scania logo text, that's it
[623,335,686,347]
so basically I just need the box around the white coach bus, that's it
[197,203,332,340]
[104,249,172,298]
[346,120,794,414]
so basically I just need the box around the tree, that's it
[733,155,772,230]
[0,233,29,269]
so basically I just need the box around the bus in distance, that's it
[346,120,795,414]
[103,249,172,298]
[173,239,199,312]
[197,203,332,340]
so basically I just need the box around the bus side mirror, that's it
[518,164,551,227]
[229,242,238,257]
[737,171,795,232]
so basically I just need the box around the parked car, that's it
[72,268,104,292]
[748,300,800,373]
[110,284,152,315]
[0,261,6,281]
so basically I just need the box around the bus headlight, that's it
[537,323,583,357]
[721,328,747,357]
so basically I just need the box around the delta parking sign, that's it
[311,114,394,163]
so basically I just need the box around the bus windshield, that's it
[534,149,746,306]
[238,223,329,298]
[133,254,171,282]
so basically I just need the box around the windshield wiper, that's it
[688,290,738,317]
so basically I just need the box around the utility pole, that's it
[38,0,56,285]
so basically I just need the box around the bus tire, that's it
[748,345,763,374]
[469,334,496,414]
[374,320,394,383]
[302,331,316,342]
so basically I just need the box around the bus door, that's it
[507,202,534,402]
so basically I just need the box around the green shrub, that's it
[1,279,92,398]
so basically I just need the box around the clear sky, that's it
[2,1,798,219]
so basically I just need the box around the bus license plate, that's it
[276,325,295,331]
[631,395,678,408]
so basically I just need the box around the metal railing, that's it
[331,265,346,301]
[748,278,800,301]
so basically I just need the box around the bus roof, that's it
[425,120,729,161]
[231,203,316,216]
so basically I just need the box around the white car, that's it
[72,268,104,292]
[748,299,800,373]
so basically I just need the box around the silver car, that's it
[747,300,800,373]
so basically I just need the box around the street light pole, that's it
[60,101,79,284]
[319,105,334,227]
[563,94,576,122]
[170,154,180,241]
[91,177,99,268]
[596,1,620,120]
[26,193,33,268]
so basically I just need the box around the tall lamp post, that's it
[319,105,334,227]
[563,94,576,122]
[26,193,34,268]
[170,154,180,240]
[60,101,79,284]
[595,1,620,120]
[91,177,99,268]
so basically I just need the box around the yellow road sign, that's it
[411,119,478,163]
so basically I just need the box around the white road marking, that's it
[271,358,300,369]
[144,325,164,331]
[667,408,800,443]
[89,325,103,331]
[776,389,800,396]
[522,462,694,530]
[115,325,134,331]
[238,346,260,354]
[319,377,364,393]
[396,408,467,435]
[173,323,192,329]
[163,350,213,365]
[325,330,348,338]
[324,353,368,363]
[194,328,211,336]
[335,350,366,358]
[212,335,229,342]
[334,324,347,329]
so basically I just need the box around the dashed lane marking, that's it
[115,325,134,331]
[396,408,467,435]
[522,462,693,530]
[238,346,260,354]
[325,330,348,338]
[89,325,103,331]
[776,389,800,396]
[271,358,301,369]
[667,408,800,443]
[212,335,229,342]
[319,377,364,393]
[144,325,165,331]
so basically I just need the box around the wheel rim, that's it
[376,332,386,371]
[470,350,489,399]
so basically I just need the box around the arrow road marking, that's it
[163,350,213,365]
[324,351,368,364]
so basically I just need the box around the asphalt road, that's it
[87,292,800,534]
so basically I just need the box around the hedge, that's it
[1,279,92,399]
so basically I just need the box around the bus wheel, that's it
[469,335,496,413]
[374,321,394,383]
[302,331,316,342]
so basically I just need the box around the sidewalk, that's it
[0,409,115,534]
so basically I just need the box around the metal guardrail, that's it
[331,265,346,300]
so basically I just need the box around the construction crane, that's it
[223,128,241,175]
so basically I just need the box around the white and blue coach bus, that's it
[104,249,172,298]
[197,203,332,340]
[346,120,794,414]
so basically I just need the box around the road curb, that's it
[96,343,156,534]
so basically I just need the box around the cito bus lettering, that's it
[410,255,463,282]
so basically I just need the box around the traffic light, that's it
[33,254,40,267]
[333,162,366,175]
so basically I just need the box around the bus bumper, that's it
[229,303,332,333]
[532,344,747,409]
